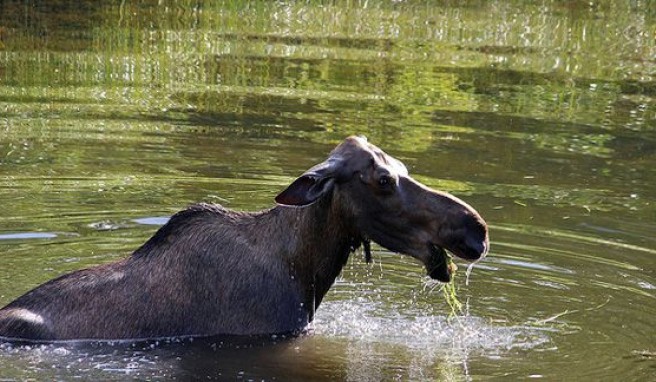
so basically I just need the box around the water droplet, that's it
[465,262,476,286]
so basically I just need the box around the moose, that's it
[0,136,488,341]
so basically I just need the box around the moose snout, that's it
[422,186,489,264]
[460,230,489,261]
[442,213,489,262]
[422,218,487,283]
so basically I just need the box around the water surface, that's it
[0,1,654,380]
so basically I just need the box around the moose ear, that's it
[275,175,335,206]
[275,158,342,206]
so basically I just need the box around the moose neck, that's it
[267,194,359,320]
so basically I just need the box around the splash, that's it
[314,299,551,356]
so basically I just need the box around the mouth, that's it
[426,243,457,283]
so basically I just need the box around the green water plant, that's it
[441,259,463,316]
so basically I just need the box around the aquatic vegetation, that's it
[441,267,463,317]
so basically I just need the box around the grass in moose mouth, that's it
[442,258,463,316]
[425,245,464,317]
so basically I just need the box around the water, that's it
[0,1,654,380]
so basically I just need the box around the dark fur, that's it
[0,136,488,341]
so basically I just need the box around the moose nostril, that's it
[464,235,488,259]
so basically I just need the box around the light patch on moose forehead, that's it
[385,155,408,176]
[389,157,408,176]
[374,150,408,176]
[5,308,45,325]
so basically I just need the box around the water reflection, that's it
[132,217,171,226]
[0,232,57,240]
[1,0,655,380]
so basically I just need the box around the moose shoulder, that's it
[0,136,488,341]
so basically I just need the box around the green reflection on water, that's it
[0,1,655,381]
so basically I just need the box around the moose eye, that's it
[378,175,393,188]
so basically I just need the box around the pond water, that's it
[0,1,654,380]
